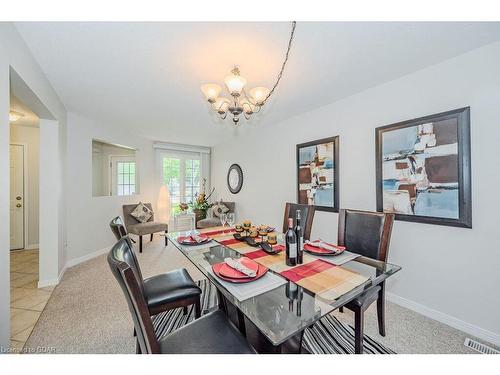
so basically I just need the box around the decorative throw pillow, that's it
[130,202,153,223]
[212,202,229,218]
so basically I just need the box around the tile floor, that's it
[10,249,54,353]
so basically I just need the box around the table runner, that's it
[200,226,369,301]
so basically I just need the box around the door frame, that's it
[9,142,29,250]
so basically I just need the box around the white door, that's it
[10,144,25,250]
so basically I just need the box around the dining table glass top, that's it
[168,227,401,346]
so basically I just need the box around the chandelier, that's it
[201,22,296,125]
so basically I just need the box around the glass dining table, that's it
[168,227,401,353]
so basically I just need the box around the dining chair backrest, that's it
[107,235,145,295]
[337,209,394,262]
[282,202,315,240]
[110,216,128,241]
[107,238,159,353]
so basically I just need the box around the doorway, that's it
[9,95,53,352]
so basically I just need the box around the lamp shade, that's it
[249,87,270,105]
[239,98,255,114]
[213,97,230,113]
[224,73,247,96]
[201,84,222,102]
[157,184,171,223]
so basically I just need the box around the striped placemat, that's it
[200,226,369,301]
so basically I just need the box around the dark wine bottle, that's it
[294,210,303,264]
[285,217,297,266]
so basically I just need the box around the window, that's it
[162,155,201,214]
[117,161,136,196]
[110,156,137,196]
[185,159,201,204]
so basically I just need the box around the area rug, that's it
[153,280,396,354]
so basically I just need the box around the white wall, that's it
[211,41,500,345]
[0,23,66,350]
[10,124,40,247]
[65,112,158,263]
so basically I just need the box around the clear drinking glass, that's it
[220,213,227,231]
[227,212,235,228]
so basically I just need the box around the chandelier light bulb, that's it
[224,71,247,97]
[249,87,270,105]
[201,84,222,103]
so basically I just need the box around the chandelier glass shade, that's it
[201,21,296,126]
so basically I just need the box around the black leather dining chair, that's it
[108,238,256,354]
[110,216,136,243]
[282,202,315,240]
[108,223,201,319]
[337,209,395,354]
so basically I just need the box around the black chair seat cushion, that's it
[159,310,256,354]
[346,285,381,308]
[144,269,201,309]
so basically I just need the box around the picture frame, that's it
[296,136,339,213]
[375,107,472,228]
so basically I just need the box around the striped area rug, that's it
[303,314,395,354]
[152,279,395,354]
[152,279,218,340]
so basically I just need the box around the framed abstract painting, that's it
[296,136,339,212]
[376,107,472,228]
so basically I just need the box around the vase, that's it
[193,209,206,225]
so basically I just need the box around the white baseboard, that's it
[24,243,39,250]
[386,292,500,347]
[37,246,110,288]
[38,265,67,288]
[65,246,111,269]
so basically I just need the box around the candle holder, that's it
[267,232,277,245]
[258,225,269,243]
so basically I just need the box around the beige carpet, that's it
[24,236,494,353]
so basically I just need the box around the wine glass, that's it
[226,212,235,229]
[220,213,227,232]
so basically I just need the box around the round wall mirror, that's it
[227,164,243,194]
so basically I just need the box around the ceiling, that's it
[15,22,500,146]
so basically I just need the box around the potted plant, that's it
[178,202,189,214]
[189,178,215,225]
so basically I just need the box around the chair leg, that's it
[339,306,344,313]
[354,307,364,354]
[150,233,153,241]
[183,306,188,315]
[164,231,168,246]
[194,298,201,319]
[377,283,386,337]
[139,236,143,253]
[136,338,142,354]
[133,327,141,353]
